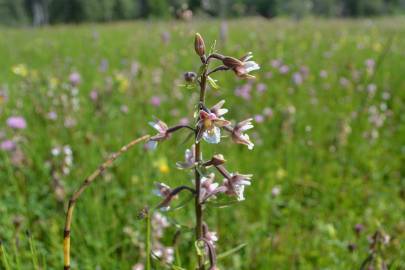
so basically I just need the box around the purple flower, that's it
[271,59,282,68]
[292,72,303,85]
[179,117,189,126]
[254,114,264,123]
[150,96,161,107]
[231,118,254,150]
[263,107,273,118]
[235,84,252,100]
[365,59,375,72]
[7,116,26,129]
[99,59,109,73]
[256,83,267,93]
[1,140,16,151]
[89,90,99,101]
[47,111,58,120]
[367,84,377,95]
[319,70,328,78]
[279,65,289,74]
[69,72,81,86]
[223,173,252,201]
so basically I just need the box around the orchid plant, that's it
[63,33,260,270]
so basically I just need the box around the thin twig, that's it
[63,134,150,270]
[207,65,229,76]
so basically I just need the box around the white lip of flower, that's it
[197,110,230,144]
[240,133,254,150]
[203,126,221,144]
[234,184,246,201]
[243,61,260,73]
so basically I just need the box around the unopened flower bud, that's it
[203,154,226,167]
[194,33,205,57]
[222,56,243,69]
[184,71,197,83]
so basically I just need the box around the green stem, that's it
[146,210,152,270]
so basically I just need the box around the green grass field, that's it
[0,17,404,269]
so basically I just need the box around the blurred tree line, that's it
[1,0,404,26]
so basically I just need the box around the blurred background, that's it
[2,0,405,26]
[1,1,405,270]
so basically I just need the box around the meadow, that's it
[0,17,404,269]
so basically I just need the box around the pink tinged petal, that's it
[199,110,211,120]
[210,100,228,117]
[203,126,221,144]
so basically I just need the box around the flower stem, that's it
[146,209,151,270]
[195,61,208,270]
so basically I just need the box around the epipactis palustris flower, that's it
[153,182,172,198]
[223,173,252,201]
[231,118,254,150]
[197,110,231,144]
[223,52,260,79]
[176,145,196,170]
[200,173,220,202]
[146,119,170,149]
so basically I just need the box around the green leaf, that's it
[206,199,240,208]
[179,83,197,90]
[217,243,247,260]
[172,265,187,270]
[209,40,217,55]
[194,240,205,257]
[207,76,219,89]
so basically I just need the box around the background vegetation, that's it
[1,0,405,26]
[0,17,404,269]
